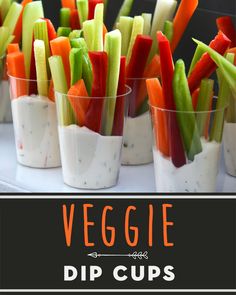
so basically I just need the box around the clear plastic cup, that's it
[122,77,153,165]
[223,94,236,177]
[0,56,12,123]
[55,85,131,190]
[150,98,227,192]
[8,75,61,168]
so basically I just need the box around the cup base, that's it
[17,159,61,169]
[63,176,118,190]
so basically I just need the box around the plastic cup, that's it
[150,98,227,192]
[0,56,12,123]
[55,85,131,190]
[223,95,236,177]
[122,77,153,165]
[8,75,61,168]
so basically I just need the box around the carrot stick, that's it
[50,37,72,88]
[135,54,161,112]
[7,43,20,54]
[146,78,169,157]
[103,23,107,43]
[171,0,198,53]
[61,0,76,9]
[7,52,28,98]
[13,0,32,43]
[68,79,90,126]
[192,88,199,111]
[48,80,55,101]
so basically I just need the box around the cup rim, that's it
[55,85,132,99]
[149,96,228,114]
[8,74,51,83]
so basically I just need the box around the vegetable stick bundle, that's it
[147,31,233,168]
[115,0,199,118]
[6,1,58,100]
[50,3,126,136]
[60,0,104,31]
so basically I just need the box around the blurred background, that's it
[41,0,235,67]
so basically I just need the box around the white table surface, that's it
[0,124,235,193]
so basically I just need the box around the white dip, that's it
[122,112,153,165]
[224,123,236,177]
[11,95,61,168]
[0,80,12,122]
[153,139,221,192]
[59,125,123,189]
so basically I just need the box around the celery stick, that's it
[1,34,14,57]
[0,0,11,22]
[69,48,83,86]
[151,0,177,37]
[22,1,44,78]
[83,20,94,51]
[193,38,236,94]
[70,37,92,94]
[173,59,202,161]
[163,20,173,43]
[76,0,88,28]
[210,53,235,142]
[49,55,75,126]
[0,26,10,56]
[226,54,236,123]
[57,27,72,37]
[102,29,121,136]
[142,13,152,36]
[93,3,104,51]
[60,8,70,27]
[114,0,134,28]
[34,40,48,97]
[149,0,177,59]
[188,46,204,76]
[69,30,83,40]
[118,16,133,56]
[196,79,214,136]
[34,19,51,78]
[3,2,22,35]
[126,16,144,64]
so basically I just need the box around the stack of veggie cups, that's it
[50,3,131,189]
[0,0,27,123]
[7,1,61,169]
[147,31,231,193]
[116,0,199,165]
[215,16,236,177]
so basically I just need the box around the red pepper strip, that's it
[85,51,108,133]
[135,54,161,114]
[70,9,80,30]
[192,88,200,111]
[13,0,32,43]
[42,18,57,41]
[112,56,126,136]
[217,16,236,48]
[188,31,231,93]
[88,0,103,20]
[157,31,186,168]
[126,34,153,117]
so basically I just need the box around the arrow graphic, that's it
[88,251,148,260]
